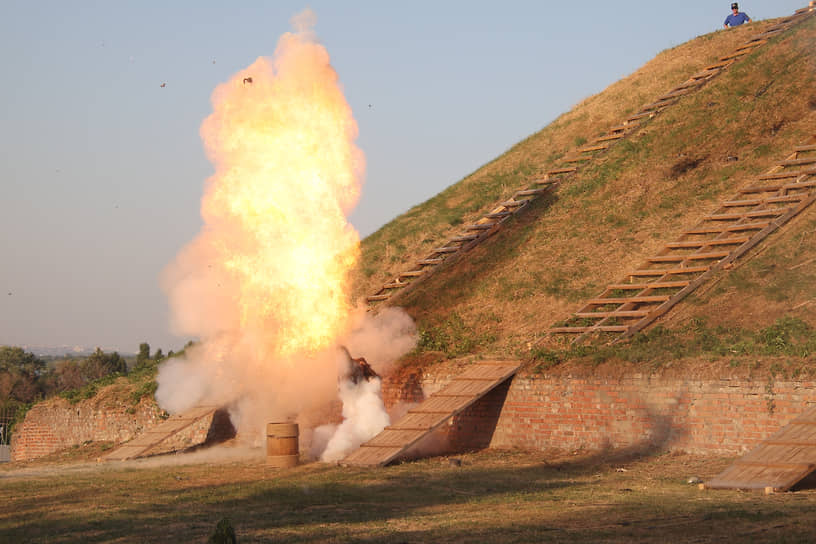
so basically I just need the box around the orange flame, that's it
[171,15,364,361]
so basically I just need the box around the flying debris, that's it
[340,346,378,384]
[243,77,253,85]
[160,83,166,88]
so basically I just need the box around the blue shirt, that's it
[724,12,750,26]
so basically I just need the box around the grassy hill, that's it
[353,15,816,373]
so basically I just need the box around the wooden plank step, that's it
[398,270,424,278]
[550,326,628,333]
[563,155,592,163]
[665,237,748,249]
[432,246,461,254]
[578,143,610,153]
[673,80,705,92]
[464,223,496,231]
[449,234,479,242]
[500,200,526,208]
[515,188,550,197]
[587,295,670,304]
[689,69,719,81]
[485,211,513,219]
[607,281,690,290]
[657,87,696,101]
[382,282,407,289]
[626,111,655,123]
[684,221,770,234]
[759,168,816,181]
[546,166,578,175]
[596,132,626,142]
[417,258,444,266]
[779,157,816,167]
[574,310,650,318]
[607,124,628,133]
[719,50,749,62]
[366,294,391,302]
[755,27,785,39]
[630,266,710,276]
[640,98,677,111]
[647,251,730,263]
[733,461,815,471]
[735,39,767,51]
[723,195,804,207]
[739,177,816,194]
[702,59,734,71]
[531,177,555,185]
[793,144,816,152]
[705,209,787,221]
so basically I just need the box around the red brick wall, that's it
[11,394,165,462]
[383,365,816,456]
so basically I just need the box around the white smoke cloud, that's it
[318,376,390,462]
[341,306,418,376]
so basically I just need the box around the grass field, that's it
[2,446,815,543]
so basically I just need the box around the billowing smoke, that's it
[157,10,416,452]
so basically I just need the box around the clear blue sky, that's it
[0,1,806,353]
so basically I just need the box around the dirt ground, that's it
[2,444,815,543]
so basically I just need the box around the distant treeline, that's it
[0,342,191,440]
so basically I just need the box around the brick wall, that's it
[383,365,816,457]
[13,365,814,462]
[11,392,165,462]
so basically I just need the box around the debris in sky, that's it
[212,60,216,64]
[242,77,253,85]
[160,83,166,88]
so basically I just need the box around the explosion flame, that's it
[158,10,366,435]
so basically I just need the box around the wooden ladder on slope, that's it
[551,137,816,343]
[364,6,815,309]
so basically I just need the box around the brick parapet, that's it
[11,391,164,462]
[382,365,814,456]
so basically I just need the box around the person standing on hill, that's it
[724,2,751,28]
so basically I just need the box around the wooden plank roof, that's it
[342,360,521,467]
[705,405,816,492]
[104,405,218,461]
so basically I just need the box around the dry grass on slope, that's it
[386,16,816,362]
[352,19,781,303]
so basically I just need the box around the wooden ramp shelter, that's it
[705,405,816,492]
[104,405,219,461]
[342,360,520,467]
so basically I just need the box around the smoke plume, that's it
[157,11,415,450]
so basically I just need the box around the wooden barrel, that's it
[266,422,299,468]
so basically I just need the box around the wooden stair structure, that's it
[104,405,220,461]
[342,360,520,467]
[551,137,816,343]
[705,404,816,492]
[365,5,816,309]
